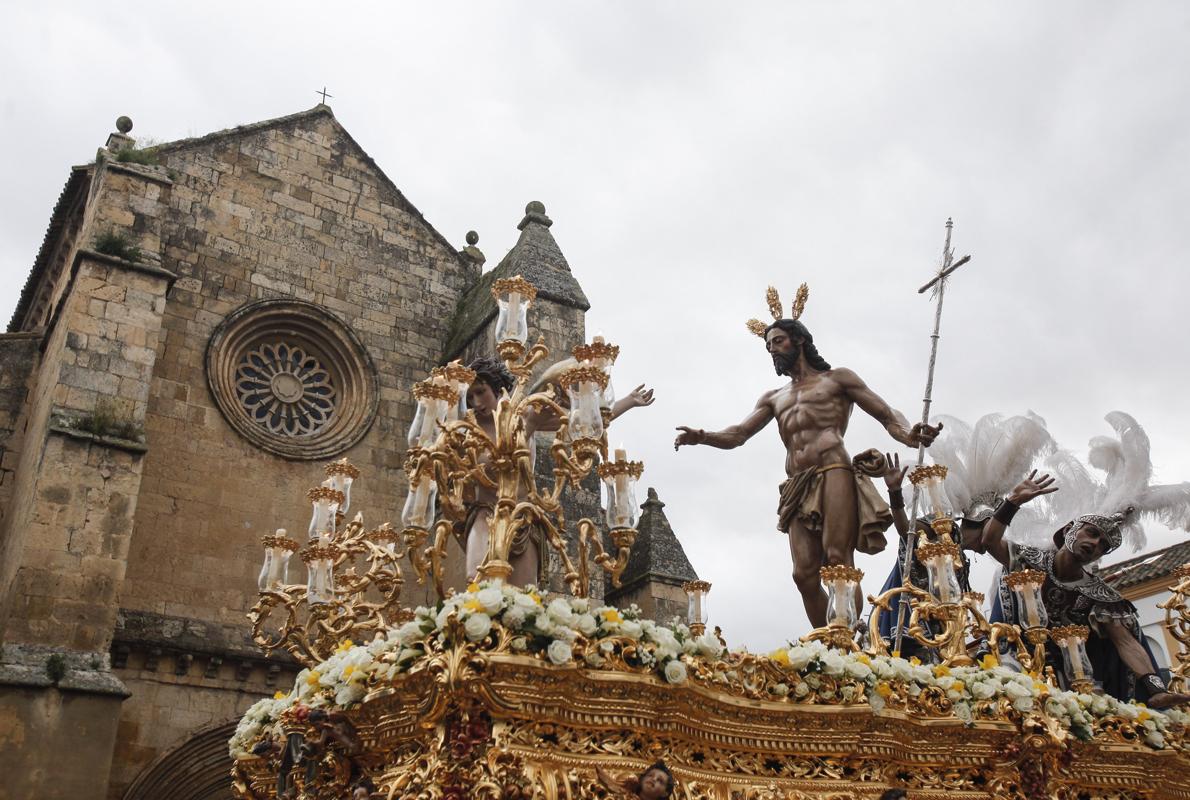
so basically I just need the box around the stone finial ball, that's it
[466,230,479,245]
[116,116,134,133]
[525,201,546,215]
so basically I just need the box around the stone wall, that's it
[0,333,39,537]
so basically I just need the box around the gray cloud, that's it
[3,1,1188,650]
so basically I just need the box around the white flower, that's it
[785,646,815,671]
[1012,697,1034,713]
[570,597,590,614]
[464,612,492,642]
[547,639,573,665]
[510,636,528,652]
[576,613,598,636]
[664,659,688,684]
[844,660,872,680]
[954,702,973,723]
[794,682,810,697]
[502,606,527,629]
[820,651,845,676]
[547,598,577,626]
[620,620,643,639]
[477,587,504,614]
[584,651,606,667]
[970,681,995,700]
[770,682,790,697]
[696,633,724,658]
[513,592,539,610]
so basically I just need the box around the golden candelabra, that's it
[803,565,866,651]
[1158,563,1190,693]
[401,275,643,598]
[248,459,410,667]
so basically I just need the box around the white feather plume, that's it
[927,412,1056,536]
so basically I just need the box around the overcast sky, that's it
[4,2,1189,650]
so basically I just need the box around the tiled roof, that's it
[1098,538,1190,591]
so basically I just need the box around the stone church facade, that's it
[0,106,698,800]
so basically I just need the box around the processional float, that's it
[232,276,1189,800]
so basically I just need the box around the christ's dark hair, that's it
[765,319,831,371]
[467,356,515,396]
[639,761,675,797]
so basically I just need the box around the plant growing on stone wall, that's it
[69,399,144,443]
[94,229,143,264]
[114,138,161,165]
[45,654,67,683]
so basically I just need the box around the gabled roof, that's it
[609,487,699,596]
[153,104,461,260]
[11,105,464,333]
[1098,538,1190,591]
[443,201,590,360]
[8,167,91,331]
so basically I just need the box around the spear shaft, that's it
[892,219,970,655]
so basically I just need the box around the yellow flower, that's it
[951,681,965,694]
[770,649,791,667]
[875,682,893,698]
[933,664,951,678]
[980,653,999,670]
[1137,711,1151,723]
[601,609,623,624]
[1033,681,1049,695]
[530,592,542,605]
[855,653,872,666]
[909,656,922,666]
[463,599,483,612]
[467,582,480,593]
[274,691,286,700]
[335,639,354,654]
[306,670,321,686]
[343,665,355,678]
[891,650,901,659]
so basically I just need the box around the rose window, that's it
[235,342,337,436]
[207,300,378,460]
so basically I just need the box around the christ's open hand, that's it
[1007,470,1058,505]
[624,384,655,409]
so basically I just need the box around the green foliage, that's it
[93,230,143,264]
[46,654,67,683]
[114,139,160,165]
[71,399,144,443]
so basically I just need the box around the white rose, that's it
[820,651,845,676]
[971,681,995,700]
[464,612,492,642]
[547,639,573,665]
[697,633,724,658]
[502,606,527,629]
[785,647,814,671]
[794,681,810,697]
[570,598,590,614]
[770,682,790,697]
[1145,730,1165,748]
[954,702,973,723]
[511,636,528,652]
[477,587,504,614]
[664,659,688,684]
[845,661,872,680]
[513,592,539,610]
[1012,697,1034,713]
[620,620,643,639]
[547,598,577,625]
[584,651,606,667]
[1003,681,1031,700]
[576,613,598,636]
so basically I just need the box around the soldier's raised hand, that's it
[1007,470,1059,505]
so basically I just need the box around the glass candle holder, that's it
[401,474,438,530]
[303,534,337,605]
[683,580,711,632]
[909,463,953,521]
[574,335,620,413]
[1051,625,1093,689]
[307,480,344,540]
[916,540,962,604]
[434,361,476,422]
[1004,569,1049,629]
[324,459,359,517]
[408,377,455,448]
[598,447,643,530]
[491,276,538,345]
[258,529,298,591]
[821,565,864,628]
[561,364,608,441]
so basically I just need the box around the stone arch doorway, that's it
[123,719,237,800]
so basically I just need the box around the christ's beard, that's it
[772,350,799,376]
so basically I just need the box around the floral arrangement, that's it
[230,582,1187,758]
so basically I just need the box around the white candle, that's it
[1021,587,1041,627]
[504,291,522,340]
[613,447,630,527]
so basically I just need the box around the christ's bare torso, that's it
[765,369,854,475]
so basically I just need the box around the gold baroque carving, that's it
[206,299,379,460]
